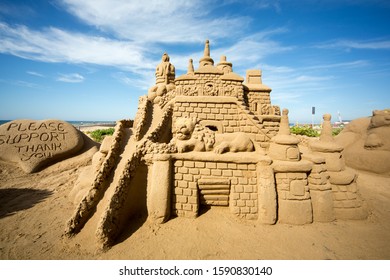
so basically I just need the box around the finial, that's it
[204,39,210,57]
[278,108,291,135]
[220,55,226,62]
[187,58,194,74]
[199,39,214,67]
[320,113,334,142]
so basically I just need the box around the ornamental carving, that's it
[203,82,218,96]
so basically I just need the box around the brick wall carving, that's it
[173,157,259,220]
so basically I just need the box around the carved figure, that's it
[173,117,254,154]
[155,52,175,85]
[148,52,176,102]
[174,117,213,152]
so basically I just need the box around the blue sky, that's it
[0,0,389,123]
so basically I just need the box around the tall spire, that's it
[278,109,291,135]
[204,39,210,57]
[199,39,214,67]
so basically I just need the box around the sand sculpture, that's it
[65,40,367,249]
[0,120,84,173]
[336,109,390,175]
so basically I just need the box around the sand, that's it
[0,137,389,260]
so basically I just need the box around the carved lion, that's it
[173,117,254,154]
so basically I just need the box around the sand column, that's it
[257,159,277,224]
[147,154,172,223]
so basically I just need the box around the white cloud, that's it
[316,39,390,50]
[170,29,292,73]
[0,22,154,71]
[213,30,292,68]
[56,73,85,83]
[59,0,250,43]
[112,71,154,90]
[303,60,369,70]
[0,1,293,91]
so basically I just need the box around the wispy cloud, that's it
[0,22,154,71]
[0,0,293,92]
[112,71,154,91]
[56,73,85,83]
[59,0,250,43]
[260,59,368,101]
[303,60,369,70]
[170,28,292,72]
[27,71,45,77]
[213,29,292,68]
[316,39,390,50]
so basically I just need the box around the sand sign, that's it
[0,120,84,173]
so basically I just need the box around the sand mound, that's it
[336,110,390,175]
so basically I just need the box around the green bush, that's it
[87,128,115,142]
[290,126,320,137]
[332,127,343,136]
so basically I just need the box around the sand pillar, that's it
[147,155,172,223]
[306,156,335,222]
[257,162,277,224]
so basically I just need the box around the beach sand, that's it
[0,137,389,260]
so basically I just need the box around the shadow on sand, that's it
[0,188,53,219]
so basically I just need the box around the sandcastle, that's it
[59,40,367,248]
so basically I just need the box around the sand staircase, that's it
[65,102,171,248]
[235,98,271,140]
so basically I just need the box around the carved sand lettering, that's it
[17,142,63,161]
[28,122,37,130]
[20,151,53,161]
[16,142,63,154]
[6,122,19,131]
[7,121,66,132]
[28,132,40,142]
[0,134,6,145]
[0,120,83,173]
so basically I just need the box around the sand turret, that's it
[199,39,214,67]
[217,55,233,73]
[268,109,300,161]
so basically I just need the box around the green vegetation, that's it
[290,126,344,137]
[87,128,115,142]
[290,126,320,137]
[332,127,344,136]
